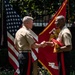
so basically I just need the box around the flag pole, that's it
[1,0,4,46]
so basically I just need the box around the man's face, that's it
[28,20,33,29]
[55,18,60,28]
[25,20,33,29]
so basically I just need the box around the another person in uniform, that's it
[46,15,72,75]
[14,16,47,75]
[54,15,72,75]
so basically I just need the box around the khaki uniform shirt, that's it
[57,26,72,46]
[14,25,35,51]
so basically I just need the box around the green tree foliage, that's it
[9,0,60,20]
[9,0,75,22]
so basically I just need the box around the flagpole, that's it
[1,0,4,46]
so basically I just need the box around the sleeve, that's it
[62,33,72,46]
[25,33,35,46]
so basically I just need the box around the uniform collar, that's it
[61,25,67,30]
[22,25,30,30]
[59,26,67,33]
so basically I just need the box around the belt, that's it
[19,50,31,53]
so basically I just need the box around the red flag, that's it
[38,0,67,75]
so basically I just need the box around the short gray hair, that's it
[22,16,33,23]
[56,15,65,20]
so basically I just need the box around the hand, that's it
[46,41,54,47]
[40,41,47,47]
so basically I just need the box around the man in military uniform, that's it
[54,15,72,75]
[46,15,72,75]
[14,16,47,75]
